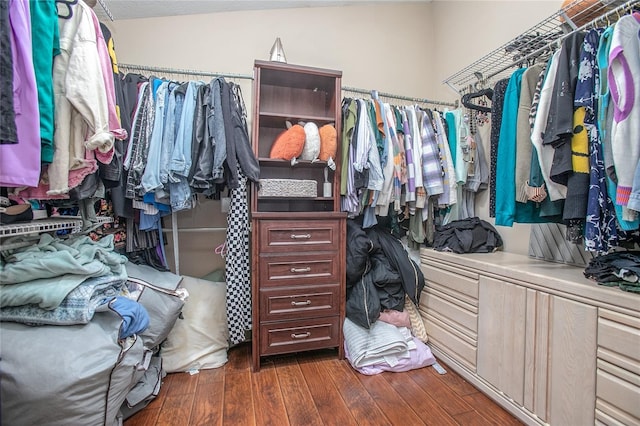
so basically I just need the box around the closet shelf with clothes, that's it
[443,0,637,93]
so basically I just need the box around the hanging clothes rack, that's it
[117,64,457,274]
[118,66,459,108]
[443,0,639,94]
[118,63,252,275]
[342,85,458,108]
[119,63,254,81]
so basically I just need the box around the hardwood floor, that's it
[124,343,523,426]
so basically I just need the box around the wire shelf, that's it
[443,0,638,94]
[0,216,114,238]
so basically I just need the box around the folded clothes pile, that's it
[584,251,640,293]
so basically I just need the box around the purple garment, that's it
[0,0,41,187]
[0,0,17,144]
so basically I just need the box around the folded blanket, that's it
[345,336,436,375]
[0,271,128,326]
[1,234,127,285]
[343,317,410,368]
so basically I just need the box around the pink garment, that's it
[378,309,411,328]
[89,7,126,165]
[15,153,97,200]
[0,0,41,188]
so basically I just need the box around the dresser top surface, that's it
[420,249,640,315]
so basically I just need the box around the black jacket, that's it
[220,80,260,189]
[367,227,425,306]
[433,217,503,254]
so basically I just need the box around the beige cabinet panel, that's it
[523,289,550,418]
[547,296,597,425]
[477,275,527,405]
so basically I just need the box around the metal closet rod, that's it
[119,63,254,80]
[342,86,457,108]
[118,64,457,107]
[483,0,638,82]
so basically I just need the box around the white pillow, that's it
[160,276,228,372]
[300,122,320,161]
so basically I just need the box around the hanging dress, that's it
[579,28,621,253]
[225,171,251,346]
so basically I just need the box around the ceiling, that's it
[94,0,431,21]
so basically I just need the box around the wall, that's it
[109,3,437,98]
[108,1,565,271]
[431,0,561,254]
[431,0,560,100]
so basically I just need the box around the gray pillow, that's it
[125,262,186,352]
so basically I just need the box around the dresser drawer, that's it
[259,252,339,287]
[259,316,340,356]
[258,219,340,253]
[260,284,340,321]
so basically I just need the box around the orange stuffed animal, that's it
[318,124,337,162]
[269,124,306,160]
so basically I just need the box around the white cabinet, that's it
[420,249,638,426]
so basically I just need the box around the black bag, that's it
[433,217,503,254]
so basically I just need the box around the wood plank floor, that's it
[124,343,523,426]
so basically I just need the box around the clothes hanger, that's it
[461,87,493,113]
[56,0,78,19]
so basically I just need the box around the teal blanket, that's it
[0,234,127,309]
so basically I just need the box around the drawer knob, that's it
[291,332,311,339]
[290,267,311,273]
[290,233,311,239]
[291,300,312,306]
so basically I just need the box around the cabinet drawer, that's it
[258,219,340,253]
[259,252,339,287]
[596,365,640,424]
[597,309,640,375]
[423,312,477,371]
[260,284,340,321]
[596,309,640,424]
[422,263,479,300]
[259,317,340,356]
[421,287,478,336]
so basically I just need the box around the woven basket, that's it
[258,179,317,198]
